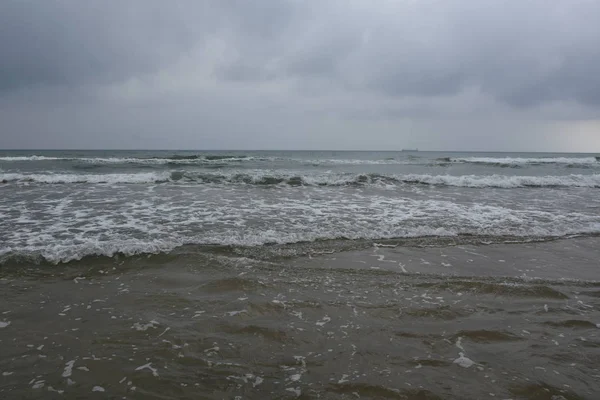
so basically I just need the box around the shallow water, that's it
[2,150,600,398]
[2,150,600,264]
[1,238,599,399]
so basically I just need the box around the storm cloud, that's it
[1,0,599,151]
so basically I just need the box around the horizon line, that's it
[0,148,598,154]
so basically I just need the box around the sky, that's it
[1,0,599,151]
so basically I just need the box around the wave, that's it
[3,155,599,168]
[1,172,173,184]
[2,228,599,266]
[3,171,600,188]
[0,156,67,161]
[398,173,600,188]
[0,155,421,166]
[303,159,415,165]
[0,155,277,165]
[3,229,600,266]
[0,155,415,167]
[0,239,183,265]
[445,156,600,167]
[2,180,599,265]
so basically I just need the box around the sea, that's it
[1,150,599,399]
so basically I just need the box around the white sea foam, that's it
[0,155,277,165]
[135,362,159,377]
[2,180,599,264]
[132,320,159,331]
[1,211,598,265]
[0,172,171,184]
[286,387,301,397]
[62,360,75,377]
[32,380,45,389]
[0,156,66,161]
[2,171,600,188]
[303,158,414,165]
[0,155,417,166]
[2,154,598,168]
[453,352,475,368]
[6,239,184,264]
[399,173,600,188]
[226,310,247,317]
[451,156,599,166]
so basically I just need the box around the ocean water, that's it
[1,150,600,264]
[1,150,600,399]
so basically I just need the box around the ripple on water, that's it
[450,330,524,343]
[408,359,452,367]
[328,383,444,399]
[218,322,292,343]
[509,383,586,400]
[404,305,468,320]
[245,301,291,317]
[543,319,599,329]
[201,277,267,293]
[415,279,570,299]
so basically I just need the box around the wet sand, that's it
[1,238,600,399]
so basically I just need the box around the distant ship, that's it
[401,148,419,152]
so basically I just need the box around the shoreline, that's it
[1,233,598,269]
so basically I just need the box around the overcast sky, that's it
[1,0,599,151]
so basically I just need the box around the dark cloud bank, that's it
[1,0,599,151]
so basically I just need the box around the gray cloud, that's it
[208,0,600,107]
[0,0,202,91]
[0,0,599,150]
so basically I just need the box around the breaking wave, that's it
[2,228,599,266]
[3,171,600,188]
[1,172,173,184]
[444,156,600,167]
[3,154,599,168]
[0,155,423,167]
[0,154,276,165]
[0,156,67,161]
